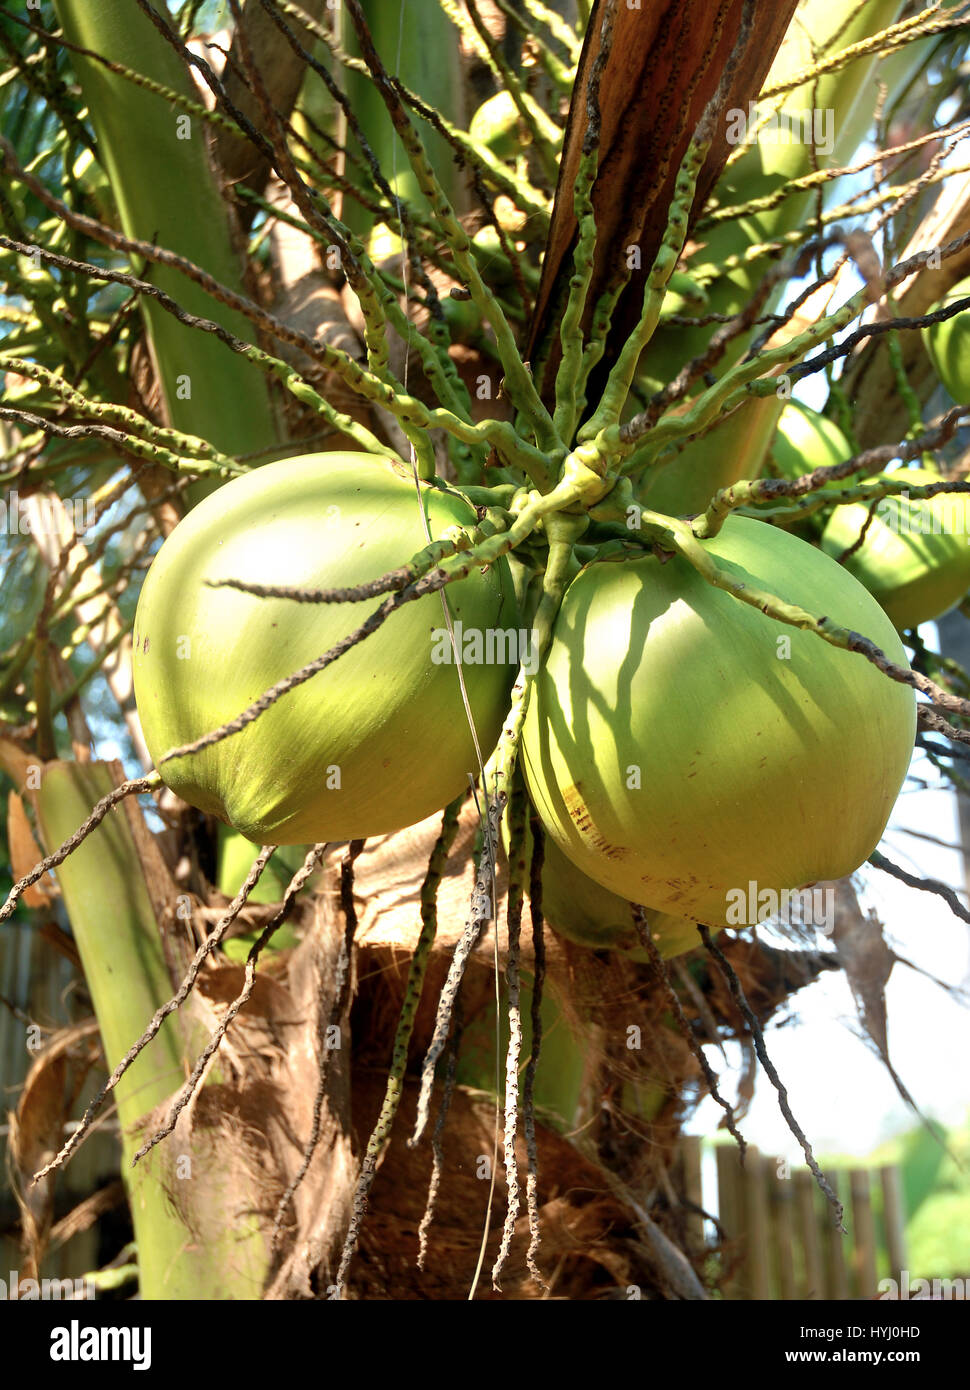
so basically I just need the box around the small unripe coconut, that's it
[821,467,970,630]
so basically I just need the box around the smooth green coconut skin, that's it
[769,400,850,481]
[469,91,524,162]
[133,454,517,844]
[521,515,916,926]
[468,90,557,161]
[763,401,852,536]
[821,467,970,630]
[923,276,970,405]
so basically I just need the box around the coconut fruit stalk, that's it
[636,0,914,395]
[339,0,466,255]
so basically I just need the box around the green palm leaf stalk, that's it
[35,763,272,1299]
[53,1,279,475]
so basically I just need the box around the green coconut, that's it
[821,467,970,630]
[216,825,315,905]
[923,275,970,405]
[638,392,784,519]
[503,813,703,958]
[759,400,854,535]
[521,515,915,925]
[768,400,851,481]
[468,90,559,161]
[133,453,516,844]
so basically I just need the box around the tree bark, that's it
[528,0,800,404]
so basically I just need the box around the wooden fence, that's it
[678,1137,907,1300]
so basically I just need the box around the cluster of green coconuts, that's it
[132,282,970,959]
